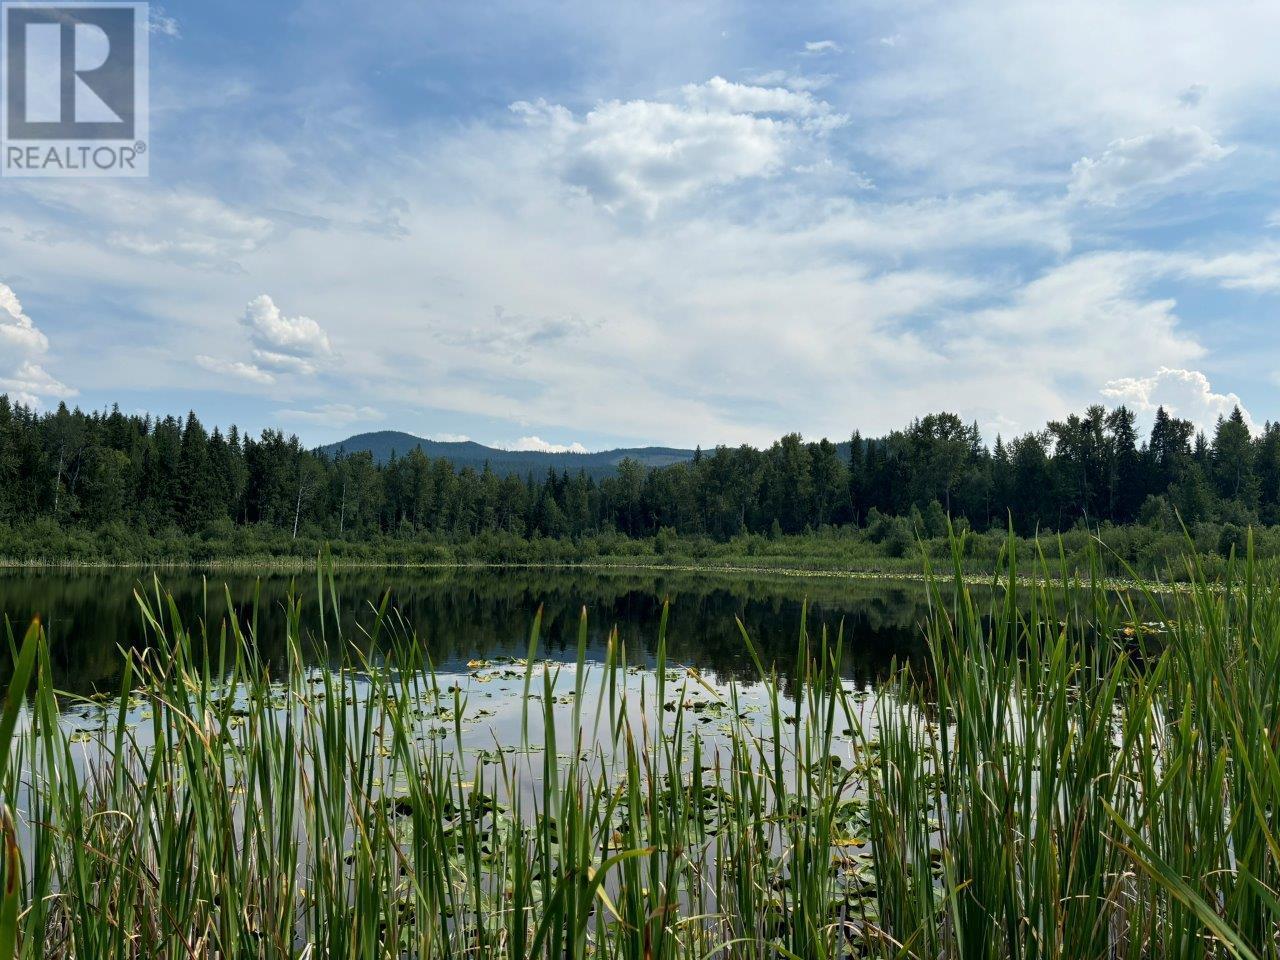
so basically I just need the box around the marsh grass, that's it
[0,535,1277,958]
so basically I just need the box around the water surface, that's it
[0,566,933,694]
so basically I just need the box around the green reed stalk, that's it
[0,536,1277,958]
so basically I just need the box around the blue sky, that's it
[2,0,1280,451]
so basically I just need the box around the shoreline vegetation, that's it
[2,537,1277,956]
[0,551,1215,596]
[0,522,1274,586]
[4,396,1280,581]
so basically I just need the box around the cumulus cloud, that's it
[0,282,71,406]
[1068,127,1231,205]
[195,354,275,385]
[243,294,331,357]
[513,99,787,214]
[0,361,74,408]
[8,2,1280,448]
[195,296,333,387]
[174,183,1206,447]
[803,40,841,54]
[509,436,589,454]
[0,283,49,355]
[511,77,845,215]
[871,251,1207,439]
[192,294,336,383]
[430,432,471,443]
[1101,367,1254,434]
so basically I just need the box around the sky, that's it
[2,0,1280,452]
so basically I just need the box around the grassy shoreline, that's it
[1,540,1276,957]
[0,519,1264,580]
[0,552,1203,595]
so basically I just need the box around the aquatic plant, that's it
[0,537,1276,958]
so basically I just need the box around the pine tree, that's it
[1211,407,1258,513]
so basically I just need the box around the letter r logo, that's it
[4,3,139,139]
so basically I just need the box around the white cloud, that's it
[796,191,1071,255]
[277,403,382,426]
[803,40,841,55]
[251,349,319,375]
[681,76,830,117]
[509,436,589,454]
[6,3,1280,448]
[791,158,875,188]
[513,98,788,215]
[195,354,275,384]
[1101,367,1254,434]
[845,1,1280,194]
[105,147,1213,448]
[191,296,333,388]
[430,432,471,443]
[0,282,70,406]
[1171,248,1280,292]
[744,70,834,93]
[1068,126,1231,205]
[919,252,1205,437]
[0,282,49,355]
[14,182,274,270]
[0,360,74,408]
[511,77,845,215]
[243,294,331,356]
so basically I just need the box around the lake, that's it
[0,566,934,697]
[6,563,1245,959]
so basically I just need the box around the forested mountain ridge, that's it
[0,395,1272,547]
[319,431,695,479]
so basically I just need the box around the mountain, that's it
[318,431,696,480]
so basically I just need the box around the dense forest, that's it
[0,395,1271,557]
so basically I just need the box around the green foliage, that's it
[4,395,1280,567]
[869,531,1280,959]
[3,542,1280,956]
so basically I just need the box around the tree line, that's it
[0,395,1273,543]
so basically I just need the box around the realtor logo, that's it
[2,1,149,177]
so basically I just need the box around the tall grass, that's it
[0,537,1277,958]
[871,535,1280,959]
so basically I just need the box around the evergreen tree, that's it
[1104,405,1142,522]
[0,392,1276,548]
[1211,407,1257,511]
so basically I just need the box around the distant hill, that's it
[318,431,696,480]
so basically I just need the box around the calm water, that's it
[0,566,933,695]
[0,564,1145,924]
